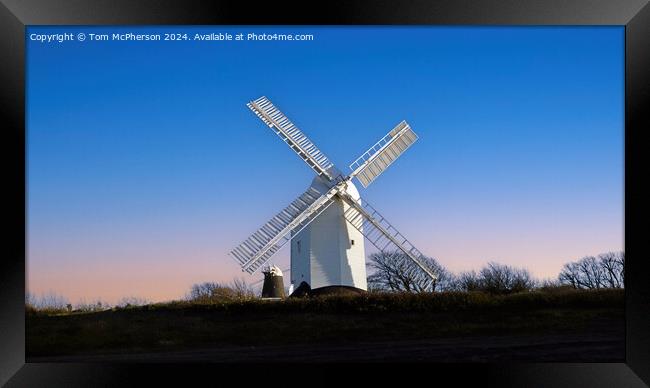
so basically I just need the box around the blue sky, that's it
[27,26,624,303]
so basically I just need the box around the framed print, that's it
[1,0,648,386]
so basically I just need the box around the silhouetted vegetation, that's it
[74,299,110,313]
[558,252,624,289]
[367,250,622,295]
[26,292,146,315]
[26,251,626,361]
[367,252,454,292]
[26,288,624,360]
[26,287,623,318]
[187,278,256,303]
[26,251,625,315]
[116,297,151,309]
[25,292,70,315]
[537,279,574,293]
[451,262,536,294]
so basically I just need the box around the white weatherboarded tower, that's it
[229,96,436,293]
[290,175,367,290]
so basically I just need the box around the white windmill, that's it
[229,96,436,294]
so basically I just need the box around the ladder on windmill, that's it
[342,196,436,281]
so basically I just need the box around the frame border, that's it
[1,0,648,386]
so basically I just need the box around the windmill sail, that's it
[229,186,337,274]
[348,120,418,188]
[231,95,435,290]
[340,193,437,281]
[248,96,336,180]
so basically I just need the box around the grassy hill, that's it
[26,288,624,361]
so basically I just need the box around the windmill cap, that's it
[264,265,283,277]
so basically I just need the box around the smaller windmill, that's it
[261,265,285,299]
[229,96,436,293]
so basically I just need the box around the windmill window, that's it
[351,240,355,245]
[297,240,301,253]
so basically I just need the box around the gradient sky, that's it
[27,26,624,304]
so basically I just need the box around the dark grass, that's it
[26,288,624,358]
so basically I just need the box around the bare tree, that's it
[479,262,536,294]
[26,291,69,311]
[559,251,624,289]
[229,277,257,300]
[189,282,231,301]
[366,251,453,293]
[453,270,482,292]
[188,279,258,302]
[558,261,581,289]
[598,251,624,288]
[578,256,604,289]
[451,263,536,294]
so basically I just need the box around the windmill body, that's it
[229,96,437,294]
[290,176,367,290]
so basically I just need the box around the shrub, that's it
[116,296,150,308]
[479,262,536,294]
[25,291,70,315]
[450,263,536,295]
[75,299,110,313]
[188,279,257,303]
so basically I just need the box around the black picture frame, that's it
[1,0,648,386]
